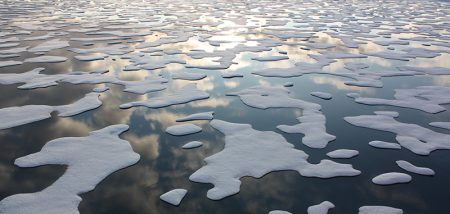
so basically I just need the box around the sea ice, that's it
[372,172,412,185]
[159,189,187,206]
[176,111,214,122]
[166,124,202,136]
[368,141,401,150]
[182,141,203,149]
[190,120,360,200]
[307,201,335,214]
[326,149,359,159]
[311,92,332,100]
[358,206,403,214]
[396,160,434,176]
[24,56,68,63]
[0,125,140,214]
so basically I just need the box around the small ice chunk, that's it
[93,87,109,93]
[326,149,359,159]
[251,55,289,61]
[29,39,69,52]
[166,124,202,136]
[74,54,107,61]
[311,92,332,100]
[159,189,187,206]
[182,141,203,149]
[172,71,206,81]
[307,201,335,214]
[24,56,67,63]
[396,160,434,176]
[269,211,292,214]
[369,141,401,150]
[176,111,214,122]
[372,172,412,185]
[221,72,243,78]
[358,206,403,214]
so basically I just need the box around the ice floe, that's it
[372,172,412,185]
[311,92,332,100]
[182,141,203,149]
[326,149,359,159]
[396,160,434,176]
[307,201,335,214]
[24,56,67,63]
[358,206,403,214]
[0,124,140,214]
[176,111,214,122]
[190,120,360,200]
[159,189,187,206]
[166,124,202,136]
[368,141,401,150]
[120,84,209,109]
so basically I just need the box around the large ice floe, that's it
[0,125,140,214]
[228,85,335,148]
[345,112,450,155]
[190,120,360,200]
[0,92,102,130]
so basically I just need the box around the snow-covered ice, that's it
[159,189,188,206]
[166,124,202,136]
[372,172,412,185]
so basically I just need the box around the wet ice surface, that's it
[160,189,188,206]
[0,0,450,213]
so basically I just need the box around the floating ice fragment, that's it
[190,120,360,200]
[345,112,450,155]
[368,141,401,150]
[0,60,22,68]
[120,84,209,109]
[311,92,332,100]
[74,54,107,61]
[269,211,292,214]
[166,124,202,136]
[24,56,67,63]
[251,55,289,61]
[172,71,206,81]
[326,149,359,159]
[283,82,294,87]
[182,141,203,149]
[0,92,102,130]
[307,201,335,214]
[29,39,69,52]
[0,124,140,214]
[176,111,214,122]
[359,206,403,214]
[159,189,187,206]
[372,172,412,185]
[396,160,434,176]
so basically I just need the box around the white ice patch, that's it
[269,211,292,214]
[251,55,289,61]
[120,83,209,109]
[0,92,102,130]
[368,141,401,150]
[24,56,67,63]
[307,201,335,214]
[326,149,359,159]
[0,60,22,68]
[74,54,107,61]
[159,189,188,206]
[166,124,202,136]
[29,39,69,52]
[372,172,412,185]
[358,206,403,214]
[0,125,140,214]
[311,92,332,100]
[176,111,214,122]
[345,112,450,155]
[182,141,203,149]
[190,120,360,200]
[228,85,335,148]
[172,71,206,81]
[348,86,450,113]
[396,160,434,176]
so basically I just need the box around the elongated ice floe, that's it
[348,86,450,113]
[0,68,168,94]
[120,84,209,109]
[172,71,206,80]
[0,92,102,130]
[396,160,434,176]
[0,125,140,214]
[182,141,203,149]
[311,92,332,100]
[358,206,403,214]
[372,172,412,185]
[429,122,450,130]
[28,39,69,52]
[368,141,401,150]
[251,55,289,61]
[345,112,450,155]
[159,189,187,206]
[190,120,360,200]
[0,60,22,68]
[166,124,202,136]
[326,149,359,159]
[307,201,335,214]
[176,111,214,122]
[269,211,292,214]
[228,85,335,148]
[24,56,68,63]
